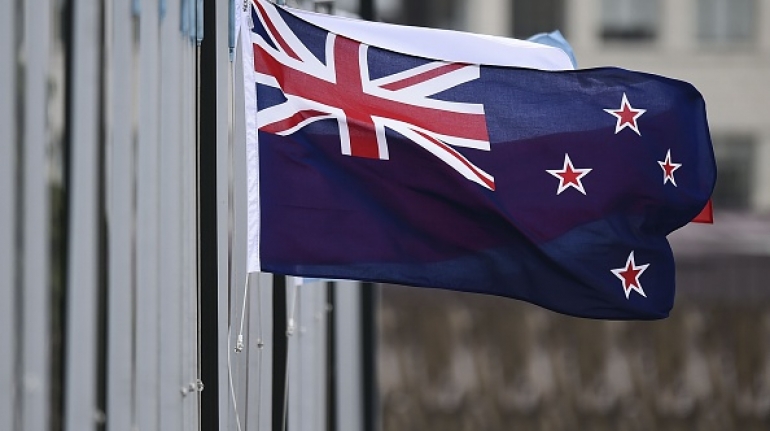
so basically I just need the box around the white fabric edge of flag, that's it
[243,7,262,273]
[280,3,575,71]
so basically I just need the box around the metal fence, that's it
[2,0,202,429]
[1,1,371,430]
[1,0,208,428]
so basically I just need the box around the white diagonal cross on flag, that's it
[251,0,495,189]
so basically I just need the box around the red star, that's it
[611,251,650,299]
[546,153,592,195]
[658,149,682,186]
[604,93,646,135]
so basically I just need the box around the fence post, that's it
[0,0,18,428]
[199,0,231,428]
[135,0,162,428]
[22,0,52,429]
[63,0,104,428]
[105,1,136,430]
[158,0,185,429]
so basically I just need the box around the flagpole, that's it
[199,0,224,429]
[359,0,374,20]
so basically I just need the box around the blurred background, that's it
[2,1,768,430]
[326,0,770,430]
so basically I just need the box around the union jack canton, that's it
[251,0,495,189]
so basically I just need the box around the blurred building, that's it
[344,1,770,430]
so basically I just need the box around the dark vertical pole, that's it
[55,1,74,429]
[359,0,375,21]
[95,3,109,428]
[361,282,378,431]
[199,0,219,429]
[403,0,428,26]
[326,282,337,431]
[272,276,288,431]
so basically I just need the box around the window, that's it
[601,0,658,42]
[711,134,755,211]
[698,0,755,43]
[511,0,565,40]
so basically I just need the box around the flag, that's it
[242,0,716,320]
[525,30,716,225]
[691,199,714,223]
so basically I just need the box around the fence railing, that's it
[1,0,201,429]
[1,1,370,430]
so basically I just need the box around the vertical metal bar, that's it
[297,281,327,431]
[246,273,274,431]
[334,281,363,431]
[187,38,196,430]
[22,0,52,428]
[63,0,103,427]
[215,0,232,427]
[286,279,301,431]
[0,0,17,428]
[272,276,288,431]
[360,283,378,431]
[287,278,328,431]
[135,0,161,427]
[198,0,225,427]
[106,0,136,430]
[358,0,375,21]
[325,283,336,431]
[188,34,200,430]
[312,281,328,431]
[182,33,199,431]
[158,0,184,428]
[179,28,190,431]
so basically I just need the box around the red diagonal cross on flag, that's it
[251,0,495,189]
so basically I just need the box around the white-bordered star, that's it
[604,93,646,135]
[611,251,650,299]
[658,149,682,186]
[546,153,592,195]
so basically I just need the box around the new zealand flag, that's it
[243,0,716,319]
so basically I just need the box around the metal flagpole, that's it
[357,6,380,429]
[199,0,226,429]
